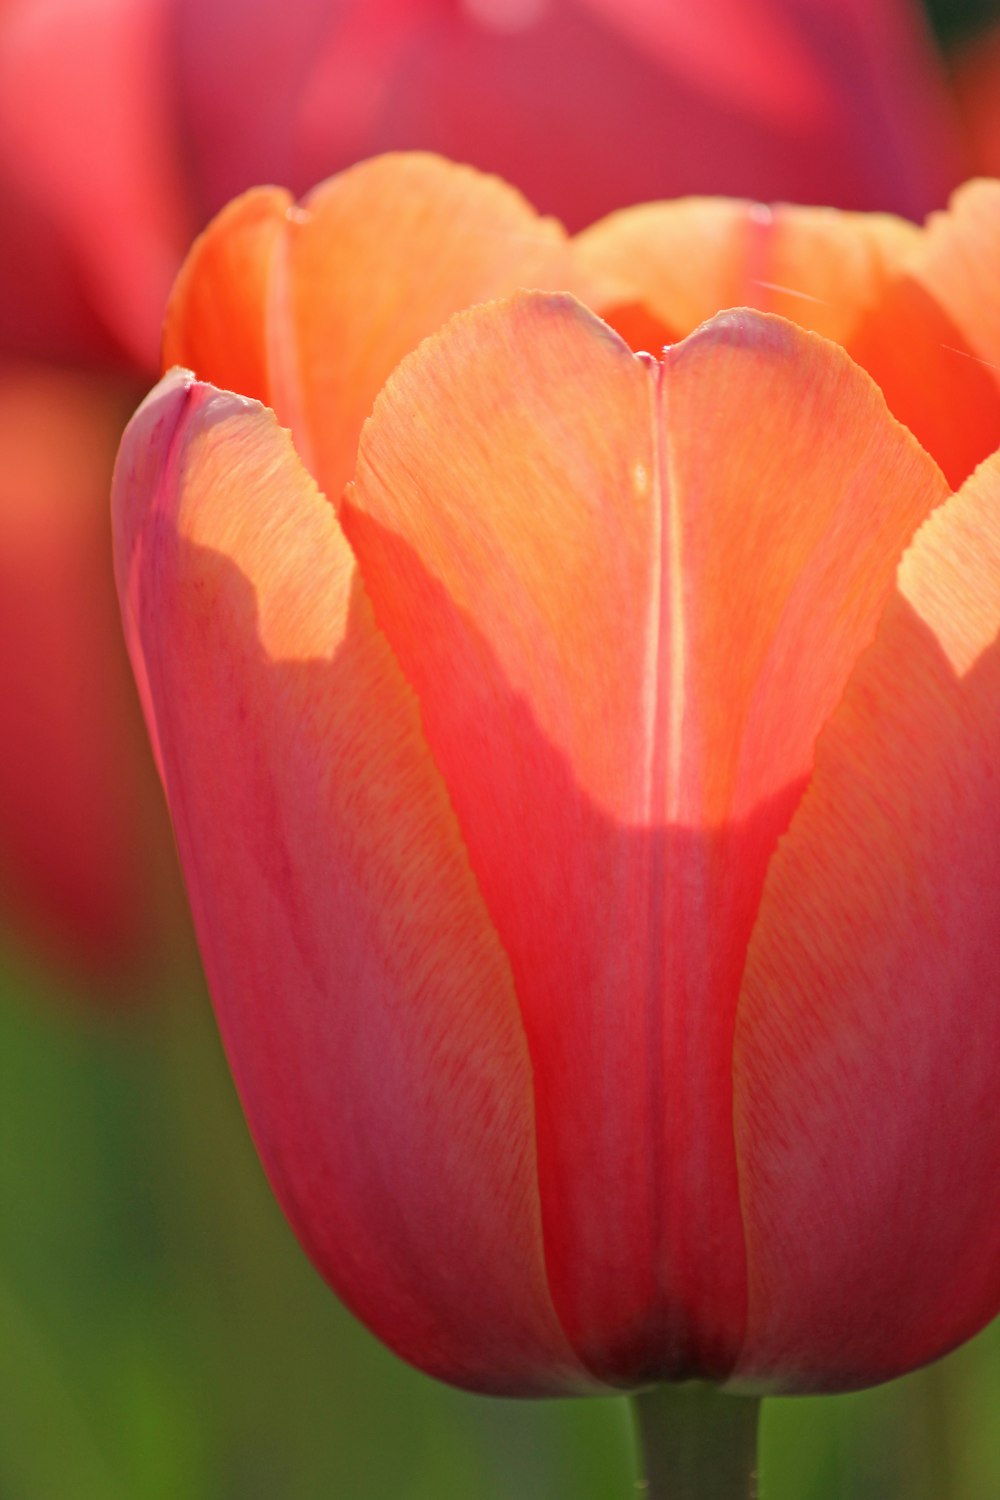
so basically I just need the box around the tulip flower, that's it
[111,156,1000,1491]
[0,0,969,986]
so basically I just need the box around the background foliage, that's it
[1,950,998,1498]
[926,0,1000,43]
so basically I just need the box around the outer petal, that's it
[163,153,573,504]
[0,362,169,980]
[0,0,192,368]
[344,294,947,1382]
[733,450,1000,1391]
[161,186,293,403]
[112,368,593,1396]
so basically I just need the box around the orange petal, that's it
[577,187,1000,486]
[0,362,169,981]
[161,186,293,405]
[112,367,593,1396]
[734,449,1000,1391]
[576,196,920,349]
[916,178,1000,358]
[848,179,1000,487]
[344,293,946,1381]
[164,152,574,501]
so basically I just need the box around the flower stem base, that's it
[631,1382,761,1500]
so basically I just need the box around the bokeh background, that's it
[2,1,1000,1496]
[3,949,1000,1500]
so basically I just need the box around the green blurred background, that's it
[926,0,1000,41]
[2,941,999,1499]
[4,1,1000,1495]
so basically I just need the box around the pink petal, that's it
[734,450,1000,1390]
[112,367,596,1395]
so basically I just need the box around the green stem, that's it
[631,1383,761,1500]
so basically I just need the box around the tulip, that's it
[0,0,968,986]
[112,155,1000,1447]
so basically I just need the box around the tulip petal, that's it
[849,179,1000,486]
[733,450,1000,1391]
[112,367,594,1396]
[163,152,573,501]
[345,293,947,1381]
[888,180,1000,387]
[576,197,920,349]
[578,184,1000,486]
[161,186,293,405]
